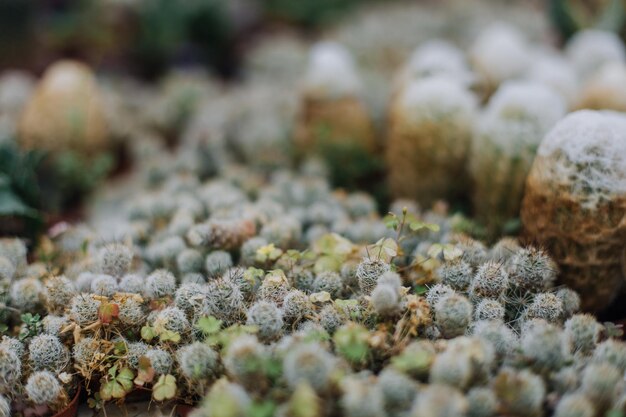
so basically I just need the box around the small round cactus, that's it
[246,301,283,342]
[69,294,99,326]
[471,319,518,361]
[119,274,145,294]
[152,306,190,335]
[174,283,207,318]
[564,314,602,355]
[118,296,146,326]
[205,250,233,276]
[313,271,343,297]
[592,339,626,372]
[41,315,69,336]
[469,261,509,300]
[90,274,118,297]
[258,270,290,306]
[28,334,70,372]
[554,393,594,417]
[176,248,203,274]
[284,343,335,392]
[282,290,314,325]
[10,277,43,311]
[144,269,176,299]
[43,275,76,314]
[520,320,570,371]
[223,335,267,385]
[556,288,581,319]
[523,293,563,323]
[341,377,385,417]
[466,387,498,417]
[0,346,21,392]
[202,278,244,324]
[492,368,545,417]
[319,304,345,334]
[508,247,557,292]
[356,258,391,294]
[177,342,220,381]
[430,350,472,389]
[126,341,149,369]
[435,294,472,338]
[410,384,469,417]
[145,348,173,375]
[378,368,418,415]
[474,299,505,321]
[0,336,24,357]
[580,363,623,413]
[521,110,626,312]
[437,259,472,291]
[426,283,455,308]
[371,284,401,316]
[98,243,133,277]
[25,371,63,405]
[73,337,101,368]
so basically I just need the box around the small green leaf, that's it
[117,368,134,392]
[159,330,181,343]
[248,401,276,417]
[153,374,177,401]
[409,221,440,232]
[141,325,156,342]
[196,316,222,335]
[414,285,428,295]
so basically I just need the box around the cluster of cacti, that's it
[2,2,626,416]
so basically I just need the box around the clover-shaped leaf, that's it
[153,374,177,402]
[196,316,222,336]
[134,356,155,386]
[141,325,156,342]
[98,301,119,324]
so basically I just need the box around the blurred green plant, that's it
[550,0,626,40]
[0,142,113,238]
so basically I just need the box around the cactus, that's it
[356,258,390,295]
[284,343,335,392]
[25,371,64,405]
[44,275,77,314]
[410,384,468,417]
[565,29,625,79]
[90,274,118,297]
[69,294,100,326]
[492,368,545,417]
[294,42,377,189]
[144,269,177,299]
[18,60,109,153]
[521,110,626,311]
[435,294,472,338]
[145,348,173,375]
[577,62,626,111]
[0,346,21,394]
[28,334,70,372]
[246,301,283,342]
[177,342,220,381]
[98,243,133,278]
[386,75,476,206]
[205,250,233,276]
[470,81,566,237]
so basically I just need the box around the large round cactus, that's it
[386,75,476,206]
[470,81,566,237]
[294,41,376,183]
[521,110,626,312]
[19,60,108,154]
